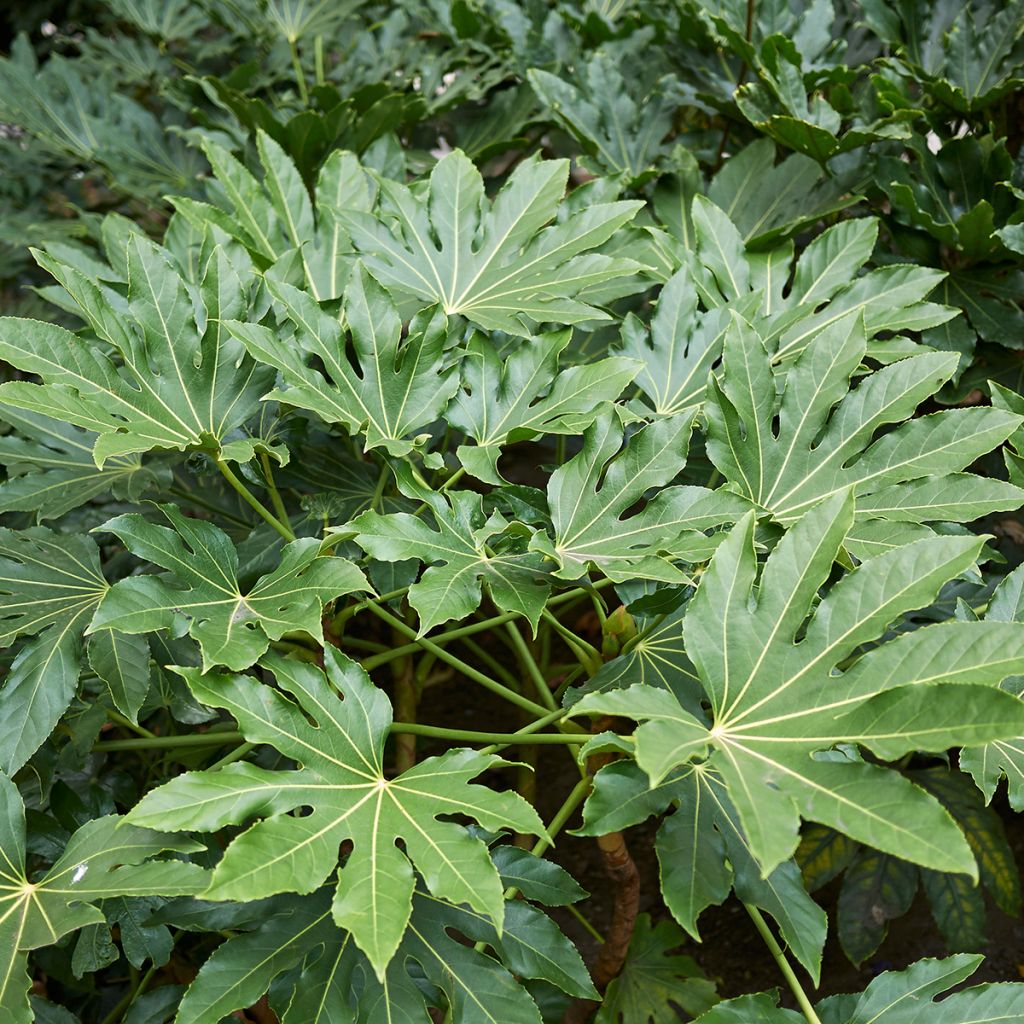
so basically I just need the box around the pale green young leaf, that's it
[573,492,1024,877]
[338,149,646,335]
[352,488,551,635]
[706,311,1024,531]
[227,266,458,458]
[126,650,546,979]
[90,505,367,671]
[447,329,640,484]
[532,406,748,583]
[0,238,271,466]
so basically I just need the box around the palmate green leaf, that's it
[89,504,367,671]
[126,650,546,979]
[618,264,748,417]
[0,774,205,1024]
[655,138,856,247]
[175,134,369,301]
[527,54,685,184]
[0,528,109,773]
[176,879,590,1024]
[531,406,748,583]
[352,488,551,635]
[594,914,717,1024]
[676,200,954,364]
[0,407,162,521]
[338,149,646,336]
[962,561,1024,810]
[446,329,640,484]
[628,206,955,416]
[578,758,827,981]
[0,236,271,467]
[572,491,1024,879]
[228,266,458,458]
[706,310,1024,536]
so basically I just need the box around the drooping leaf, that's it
[90,504,367,671]
[87,628,152,723]
[126,650,546,979]
[837,850,918,965]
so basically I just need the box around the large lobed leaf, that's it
[571,491,1024,880]
[90,504,367,671]
[0,236,271,466]
[338,149,647,335]
[127,649,547,979]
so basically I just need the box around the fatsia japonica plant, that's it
[3,2,1024,1023]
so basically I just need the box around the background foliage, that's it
[2,1,1024,1022]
